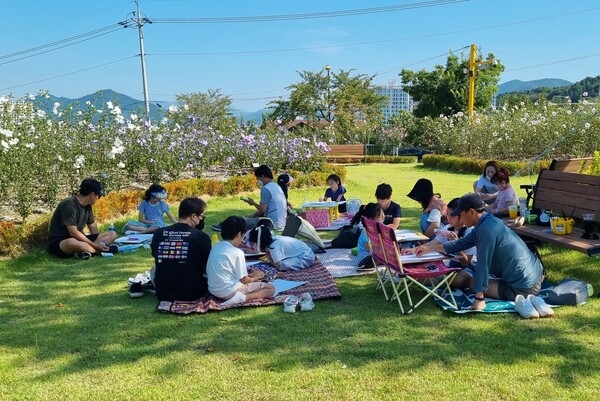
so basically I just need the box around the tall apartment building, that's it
[375,80,413,122]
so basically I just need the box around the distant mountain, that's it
[29,89,267,124]
[497,79,572,94]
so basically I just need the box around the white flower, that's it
[86,100,91,106]
[1,140,9,150]
[117,162,125,169]
[106,101,114,109]
[52,102,60,115]
[9,138,18,145]
[74,155,85,169]
[111,106,121,115]
[130,114,138,121]
[585,122,591,129]
[25,143,35,149]
[27,93,35,100]
[168,105,178,113]
[57,155,63,162]
[0,128,13,138]
[583,92,588,97]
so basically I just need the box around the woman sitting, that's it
[473,160,499,205]
[407,178,446,239]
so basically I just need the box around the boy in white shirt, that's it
[207,216,275,306]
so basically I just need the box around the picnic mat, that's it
[318,248,373,278]
[434,280,556,313]
[156,260,341,314]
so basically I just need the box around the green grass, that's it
[2,164,600,400]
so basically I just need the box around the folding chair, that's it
[377,222,460,314]
[362,217,393,300]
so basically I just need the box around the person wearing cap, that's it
[47,178,117,259]
[413,192,544,310]
[407,178,447,239]
[122,183,177,234]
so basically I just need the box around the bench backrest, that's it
[549,157,594,173]
[327,144,365,155]
[532,169,600,222]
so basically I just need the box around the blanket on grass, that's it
[434,280,556,313]
[157,260,341,315]
[317,248,374,278]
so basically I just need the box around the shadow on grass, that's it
[2,240,600,390]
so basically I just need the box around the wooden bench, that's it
[513,169,600,256]
[521,157,594,206]
[326,144,366,162]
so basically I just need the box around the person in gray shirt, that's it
[413,193,544,311]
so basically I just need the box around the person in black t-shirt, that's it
[375,183,402,229]
[47,178,117,259]
[151,197,211,302]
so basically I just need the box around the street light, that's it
[325,64,331,121]
[467,43,497,117]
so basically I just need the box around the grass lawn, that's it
[1,163,599,400]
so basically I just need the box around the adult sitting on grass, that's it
[47,178,117,260]
[151,197,211,302]
[412,193,544,311]
[207,216,275,307]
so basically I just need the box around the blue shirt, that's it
[324,186,347,202]
[137,200,170,224]
[442,213,543,293]
[260,181,288,230]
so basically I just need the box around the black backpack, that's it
[330,225,361,248]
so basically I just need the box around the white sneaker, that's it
[283,295,299,313]
[514,294,540,319]
[220,292,246,307]
[124,230,137,235]
[299,292,315,311]
[528,294,554,318]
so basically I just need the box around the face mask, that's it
[195,220,205,231]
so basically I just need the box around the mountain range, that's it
[29,79,573,124]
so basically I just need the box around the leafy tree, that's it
[400,49,504,117]
[175,89,237,133]
[265,68,386,144]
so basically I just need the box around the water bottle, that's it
[119,244,137,253]
[109,223,115,232]
[211,234,220,246]
[518,197,528,218]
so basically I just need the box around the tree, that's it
[265,68,386,144]
[175,89,237,132]
[400,49,504,118]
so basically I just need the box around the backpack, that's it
[330,225,361,248]
[546,279,593,306]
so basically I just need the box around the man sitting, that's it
[47,178,117,259]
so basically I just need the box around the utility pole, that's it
[121,1,152,123]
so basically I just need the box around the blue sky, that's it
[1,0,599,112]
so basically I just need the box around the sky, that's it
[1,0,599,112]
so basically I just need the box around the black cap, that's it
[450,193,486,216]
[79,178,105,197]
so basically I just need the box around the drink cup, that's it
[508,205,518,219]
[583,212,596,235]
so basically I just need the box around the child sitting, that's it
[123,184,177,234]
[320,174,347,213]
[354,203,384,271]
[206,216,275,306]
[248,225,316,271]
[485,168,518,216]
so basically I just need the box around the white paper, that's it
[400,251,446,264]
[272,279,307,296]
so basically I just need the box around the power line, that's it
[150,0,468,24]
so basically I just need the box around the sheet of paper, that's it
[272,279,307,296]
[400,251,446,264]
[114,234,154,244]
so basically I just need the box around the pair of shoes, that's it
[129,271,151,285]
[73,251,92,260]
[142,280,156,295]
[108,244,119,254]
[124,230,137,235]
[283,295,299,313]
[220,292,246,306]
[211,223,222,232]
[129,282,144,298]
[514,294,540,319]
[299,292,315,311]
[528,294,554,318]
[356,265,375,273]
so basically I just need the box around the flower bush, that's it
[0,93,329,220]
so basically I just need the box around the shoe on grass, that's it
[299,292,315,312]
[283,295,299,313]
[528,294,554,318]
[129,282,144,298]
[108,244,119,254]
[73,251,92,260]
[514,294,539,319]
[220,291,246,306]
